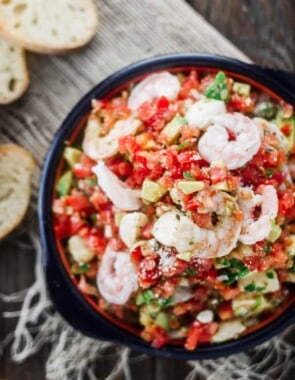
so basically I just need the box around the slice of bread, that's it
[0,36,29,104]
[0,0,99,53]
[0,144,34,240]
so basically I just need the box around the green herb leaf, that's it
[265,169,273,178]
[266,271,275,279]
[264,242,272,254]
[156,297,173,307]
[183,171,193,179]
[245,282,265,292]
[185,267,197,276]
[203,71,230,102]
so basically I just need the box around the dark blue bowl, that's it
[39,54,295,359]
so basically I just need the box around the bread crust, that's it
[0,0,99,54]
[0,144,35,240]
[0,46,29,104]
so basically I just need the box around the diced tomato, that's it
[150,327,168,349]
[156,96,170,109]
[130,246,143,265]
[138,101,155,122]
[138,257,160,288]
[118,135,140,158]
[228,93,255,114]
[73,154,96,179]
[192,212,213,229]
[179,71,199,99]
[210,167,227,184]
[192,258,213,275]
[278,190,294,216]
[90,190,110,209]
[66,191,93,214]
[218,302,234,320]
[161,258,189,277]
[219,286,240,301]
[69,213,86,235]
[54,214,70,239]
[84,230,107,256]
[179,125,200,142]
[184,321,202,350]
[198,322,218,343]
[108,159,133,178]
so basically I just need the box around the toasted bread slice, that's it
[0,145,34,239]
[0,36,29,104]
[0,0,99,54]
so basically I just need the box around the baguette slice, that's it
[0,0,99,54]
[0,145,34,239]
[0,36,29,104]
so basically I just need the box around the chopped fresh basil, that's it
[220,258,249,285]
[136,290,155,305]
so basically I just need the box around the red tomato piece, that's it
[66,192,92,213]
[179,71,199,99]
[73,153,96,179]
[184,321,202,350]
[218,302,234,320]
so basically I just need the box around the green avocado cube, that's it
[56,170,72,196]
[162,115,187,144]
[63,147,82,167]
[177,180,204,194]
[141,179,167,202]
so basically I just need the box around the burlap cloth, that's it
[0,1,294,379]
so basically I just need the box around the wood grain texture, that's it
[188,0,295,70]
[0,0,293,379]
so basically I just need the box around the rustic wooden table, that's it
[0,1,294,379]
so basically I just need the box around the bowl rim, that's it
[39,53,295,360]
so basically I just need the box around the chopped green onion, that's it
[204,71,230,102]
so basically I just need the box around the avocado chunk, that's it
[276,112,295,151]
[56,170,72,196]
[177,180,204,194]
[232,81,251,96]
[162,115,187,144]
[141,179,167,202]
[64,147,82,167]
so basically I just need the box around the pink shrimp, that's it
[238,185,278,245]
[97,244,138,305]
[198,113,261,169]
[127,71,181,111]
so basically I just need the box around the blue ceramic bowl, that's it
[39,54,295,359]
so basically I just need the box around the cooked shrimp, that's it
[185,98,226,129]
[82,115,141,160]
[92,160,142,211]
[238,185,278,245]
[97,244,138,305]
[152,192,241,258]
[127,71,180,111]
[253,117,289,152]
[198,113,261,170]
[119,212,148,247]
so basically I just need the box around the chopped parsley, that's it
[266,271,275,279]
[136,290,155,305]
[183,171,193,179]
[156,297,173,307]
[265,169,273,178]
[245,282,265,292]
[185,267,197,276]
[220,258,249,285]
[264,242,272,254]
[71,263,91,275]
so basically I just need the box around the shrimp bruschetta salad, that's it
[53,69,295,350]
